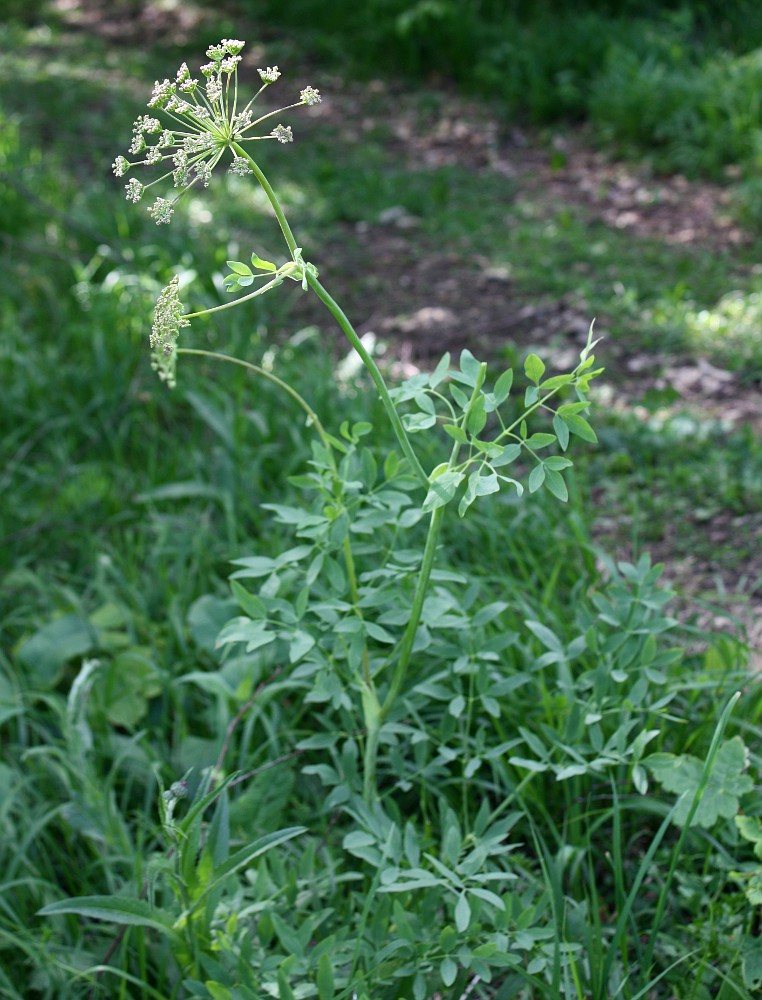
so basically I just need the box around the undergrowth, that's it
[1,14,762,1000]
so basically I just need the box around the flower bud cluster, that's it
[149,276,191,386]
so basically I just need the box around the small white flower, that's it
[165,95,192,114]
[195,161,213,187]
[233,109,253,130]
[183,135,214,153]
[148,197,174,224]
[206,44,226,61]
[125,177,144,202]
[271,124,293,144]
[222,38,245,54]
[200,61,217,78]
[145,145,163,165]
[179,77,198,93]
[134,115,161,134]
[129,133,146,155]
[206,79,223,103]
[258,66,281,83]
[300,86,321,106]
[159,130,174,148]
[229,156,252,176]
[112,155,129,177]
[148,79,174,109]
[176,62,190,83]
[220,55,241,74]
[173,164,191,187]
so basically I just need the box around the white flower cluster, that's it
[271,124,293,144]
[258,66,281,83]
[113,38,323,225]
[300,86,321,107]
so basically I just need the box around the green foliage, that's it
[244,0,762,181]
[2,16,762,1000]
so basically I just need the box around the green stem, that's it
[232,144,427,489]
[362,505,443,802]
[183,275,284,320]
[380,505,444,720]
[176,349,329,446]
[307,274,428,489]
[362,373,487,800]
[232,143,298,256]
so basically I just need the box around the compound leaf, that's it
[645,737,753,828]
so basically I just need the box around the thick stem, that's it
[307,274,428,489]
[232,145,427,489]
[380,505,444,720]
[362,505,444,803]
[232,142,299,256]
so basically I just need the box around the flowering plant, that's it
[115,35,602,816]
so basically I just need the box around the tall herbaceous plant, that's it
[43,39,622,999]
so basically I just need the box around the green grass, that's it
[2,8,762,999]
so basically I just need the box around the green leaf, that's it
[557,401,591,416]
[465,396,487,436]
[16,614,96,688]
[289,631,315,664]
[540,373,572,391]
[544,468,568,502]
[553,413,569,451]
[645,737,753,828]
[317,953,335,1000]
[215,617,275,653]
[544,456,573,471]
[449,694,466,717]
[491,444,521,467]
[429,352,451,388]
[277,968,296,1000]
[455,892,471,932]
[226,260,252,275]
[189,828,305,914]
[97,651,161,729]
[524,353,545,384]
[561,412,597,443]
[742,938,762,990]
[459,349,482,386]
[443,424,469,444]
[440,957,458,987]
[450,383,469,410]
[231,579,268,615]
[473,470,499,497]
[422,471,464,513]
[187,595,238,653]
[206,984,233,1000]
[493,368,513,403]
[525,432,555,450]
[457,477,478,518]
[528,464,545,493]
[736,815,762,861]
[251,253,276,272]
[38,896,176,937]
